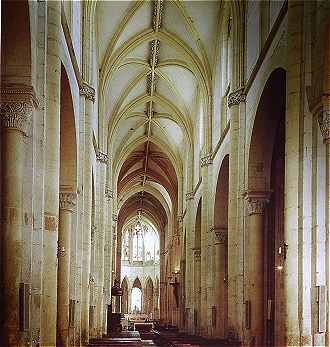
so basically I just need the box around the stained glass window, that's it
[132,227,143,261]
[122,229,130,260]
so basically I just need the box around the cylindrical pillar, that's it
[57,192,76,346]
[111,215,118,313]
[246,193,269,346]
[227,88,246,341]
[213,227,227,339]
[103,186,113,334]
[79,81,95,344]
[42,1,62,345]
[96,152,108,337]
[318,109,330,344]
[0,87,37,345]
[200,157,212,336]
[193,248,201,335]
[284,2,303,345]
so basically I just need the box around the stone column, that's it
[96,151,108,337]
[79,81,95,344]
[193,248,201,335]
[0,85,37,345]
[227,88,245,341]
[318,109,330,343]
[57,192,76,346]
[160,281,166,323]
[110,214,119,313]
[245,192,270,346]
[212,227,227,339]
[42,1,62,345]
[184,194,194,334]
[200,154,213,337]
[104,186,113,333]
[285,2,303,345]
[168,275,173,325]
[154,284,160,319]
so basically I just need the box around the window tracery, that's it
[122,218,159,263]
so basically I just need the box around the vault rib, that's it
[142,0,164,188]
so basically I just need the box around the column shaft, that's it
[284,2,304,345]
[326,139,330,346]
[80,83,95,344]
[247,210,265,345]
[227,98,240,339]
[42,1,61,345]
[200,160,212,336]
[193,249,201,335]
[1,128,25,345]
[0,86,37,346]
[213,229,227,339]
[96,154,107,337]
[57,193,76,346]
[318,109,330,344]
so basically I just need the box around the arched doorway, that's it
[246,68,286,346]
[121,278,129,314]
[144,277,154,317]
[57,64,77,346]
[132,278,142,314]
[213,155,229,338]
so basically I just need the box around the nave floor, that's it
[88,329,230,347]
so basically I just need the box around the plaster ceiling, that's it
[96,0,220,226]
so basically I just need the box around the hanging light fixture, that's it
[134,210,142,232]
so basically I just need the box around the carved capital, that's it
[59,192,76,211]
[228,87,246,108]
[91,225,97,245]
[105,186,113,200]
[213,227,228,244]
[186,191,194,201]
[79,81,95,102]
[193,248,201,259]
[245,191,270,215]
[177,214,183,224]
[318,109,330,141]
[89,273,95,284]
[1,84,38,136]
[112,213,118,222]
[97,151,108,163]
[201,153,213,167]
[57,243,66,258]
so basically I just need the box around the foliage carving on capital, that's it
[91,225,97,245]
[79,81,95,102]
[105,186,113,200]
[97,151,108,163]
[193,248,201,259]
[186,191,194,201]
[245,192,270,215]
[228,87,246,108]
[89,273,95,284]
[201,153,213,167]
[1,84,38,136]
[112,213,118,222]
[318,109,330,141]
[210,226,228,244]
[59,192,77,211]
[57,243,66,258]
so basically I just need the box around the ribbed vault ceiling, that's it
[96,0,220,226]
